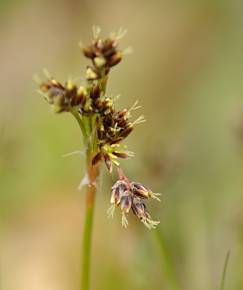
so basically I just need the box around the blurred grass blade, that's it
[220,250,230,290]
[154,229,180,290]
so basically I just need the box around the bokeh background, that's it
[1,0,243,290]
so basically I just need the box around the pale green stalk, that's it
[76,78,107,290]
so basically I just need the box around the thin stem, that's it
[80,74,108,290]
[81,179,96,290]
[81,153,100,290]
[220,251,230,290]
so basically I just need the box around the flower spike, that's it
[37,28,161,230]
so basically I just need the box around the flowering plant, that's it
[36,27,160,290]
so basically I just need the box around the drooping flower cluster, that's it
[107,169,160,229]
[37,27,160,229]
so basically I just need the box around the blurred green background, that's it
[1,0,243,289]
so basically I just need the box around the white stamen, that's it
[125,150,135,158]
[121,212,129,228]
[129,100,141,112]
[141,218,160,229]
[150,192,161,202]
[107,204,116,219]
[133,115,146,125]
[116,28,127,40]
[92,25,101,39]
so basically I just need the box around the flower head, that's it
[37,27,161,230]
[82,29,123,75]
[107,168,160,229]
[40,79,86,113]
[39,38,141,172]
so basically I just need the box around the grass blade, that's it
[220,250,230,290]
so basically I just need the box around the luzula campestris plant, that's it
[37,27,160,229]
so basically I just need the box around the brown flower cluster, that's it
[82,29,123,80]
[39,28,144,171]
[37,27,160,229]
[40,78,87,113]
[107,169,160,229]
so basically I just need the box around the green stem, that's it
[78,75,107,290]
[81,153,100,290]
[81,197,95,290]
[81,184,95,289]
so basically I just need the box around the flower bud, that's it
[110,180,128,205]
[120,123,134,138]
[90,84,101,99]
[72,92,85,106]
[40,80,70,112]
[107,51,122,67]
[117,118,127,128]
[130,182,150,199]
[120,193,132,214]
[118,109,128,118]
[53,95,66,113]
[102,39,117,57]
[131,197,160,229]
[132,199,147,219]
[103,98,113,110]
[48,87,65,102]
[110,187,120,204]
[112,151,130,159]
[82,46,95,59]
